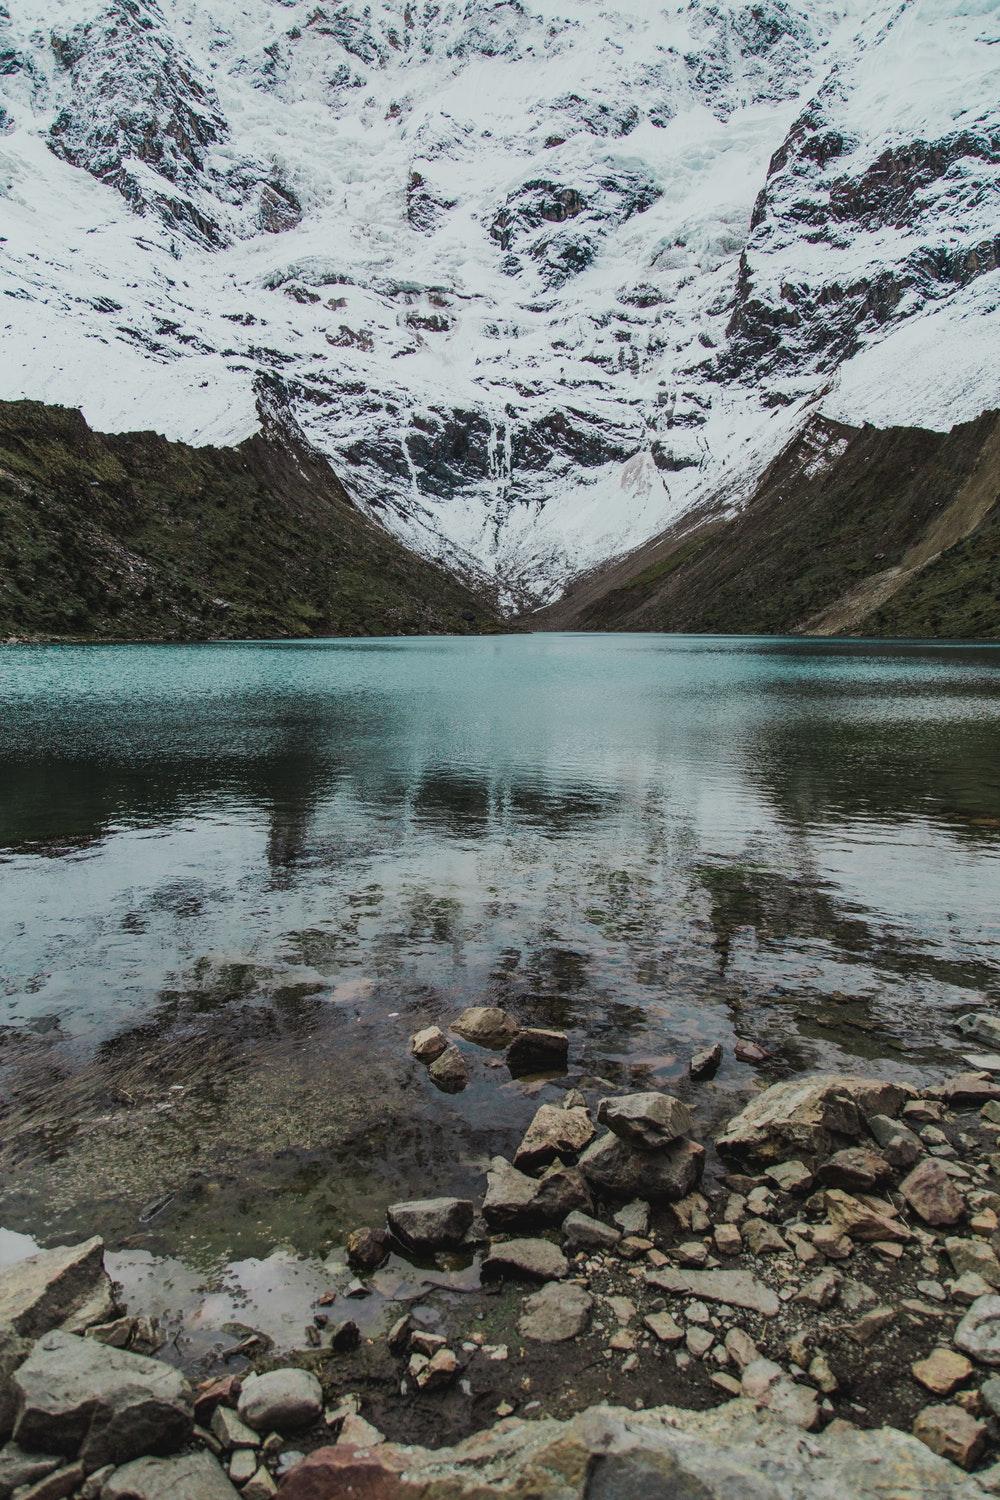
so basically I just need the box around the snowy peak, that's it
[0,0,997,607]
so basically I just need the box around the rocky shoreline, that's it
[6,1005,1000,1496]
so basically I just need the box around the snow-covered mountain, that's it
[0,0,997,606]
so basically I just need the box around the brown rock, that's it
[346,1228,389,1272]
[926,1073,1000,1107]
[194,1375,242,1424]
[817,1149,892,1193]
[911,1348,972,1397]
[277,1445,415,1500]
[734,1040,771,1064]
[410,1027,448,1062]
[506,1028,569,1076]
[824,1189,910,1243]
[912,1403,986,1470]
[428,1045,468,1092]
[899,1160,965,1227]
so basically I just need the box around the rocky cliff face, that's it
[0,0,996,609]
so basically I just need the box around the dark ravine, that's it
[0,399,499,643]
[534,410,1000,641]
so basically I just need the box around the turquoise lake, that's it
[1,633,999,1265]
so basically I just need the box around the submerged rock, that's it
[506,1029,569,1076]
[596,1092,692,1150]
[689,1043,723,1080]
[428,1045,469,1092]
[451,1007,518,1048]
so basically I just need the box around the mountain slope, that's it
[0,398,498,640]
[534,409,1000,638]
[0,0,997,608]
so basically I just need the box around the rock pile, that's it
[409,1007,569,1092]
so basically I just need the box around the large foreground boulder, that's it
[0,1237,115,1338]
[13,1330,192,1467]
[275,1399,986,1498]
[716,1075,911,1167]
[102,1451,240,1498]
[578,1134,704,1202]
[387,1198,474,1252]
[596,1093,693,1150]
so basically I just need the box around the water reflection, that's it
[0,634,998,1261]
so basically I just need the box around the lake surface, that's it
[1,633,999,1276]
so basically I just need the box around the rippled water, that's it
[1,633,999,1266]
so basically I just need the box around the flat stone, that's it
[387,1197,474,1251]
[824,1189,910,1243]
[13,1331,192,1468]
[578,1133,704,1202]
[482,1157,591,1230]
[237,1370,322,1434]
[911,1349,973,1397]
[210,1406,259,1450]
[596,1093,693,1151]
[734,1040,771,1065]
[518,1282,593,1343]
[102,1452,240,1499]
[644,1313,684,1345]
[740,1360,819,1429]
[743,1218,787,1255]
[955,1013,1000,1049]
[900,1160,965,1227]
[926,1073,1000,1107]
[818,1148,892,1192]
[450,1007,518,1049]
[946,1237,1000,1287]
[482,1239,567,1282]
[645,1267,780,1317]
[717,1075,909,1167]
[689,1043,723,1080]
[764,1160,814,1195]
[410,1026,448,1062]
[505,1029,569,1076]
[0,1238,113,1339]
[513,1104,594,1170]
[954,1295,1000,1365]
[427,1044,469,1092]
[561,1211,621,1252]
[912,1403,986,1470]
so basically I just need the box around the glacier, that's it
[0,0,997,606]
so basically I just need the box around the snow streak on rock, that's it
[0,0,997,605]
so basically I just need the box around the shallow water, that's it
[1,633,999,1281]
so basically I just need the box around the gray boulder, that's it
[597,1092,693,1150]
[13,1331,192,1467]
[562,1211,621,1252]
[513,1105,594,1170]
[237,1369,322,1434]
[482,1158,591,1230]
[0,1238,114,1339]
[716,1075,910,1167]
[102,1451,240,1499]
[578,1133,704,1202]
[450,1007,518,1048]
[387,1197,474,1251]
